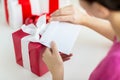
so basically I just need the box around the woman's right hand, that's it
[50,5,115,41]
[50,5,90,25]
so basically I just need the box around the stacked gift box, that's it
[1,0,71,77]
[12,15,49,76]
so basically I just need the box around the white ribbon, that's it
[21,15,47,70]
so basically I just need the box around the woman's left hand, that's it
[43,41,72,76]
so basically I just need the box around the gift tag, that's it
[40,21,80,54]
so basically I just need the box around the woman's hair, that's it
[85,0,120,11]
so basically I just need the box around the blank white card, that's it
[40,21,80,54]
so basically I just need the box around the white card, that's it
[40,21,80,54]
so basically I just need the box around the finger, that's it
[43,48,51,57]
[50,15,74,23]
[42,48,52,63]
[51,5,74,17]
[51,41,59,54]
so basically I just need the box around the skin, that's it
[43,41,64,80]
[42,1,120,80]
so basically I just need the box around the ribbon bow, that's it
[20,14,48,70]
[21,15,48,42]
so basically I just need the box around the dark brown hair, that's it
[85,0,120,11]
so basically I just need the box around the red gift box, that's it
[12,30,49,76]
[12,15,48,76]
[12,13,74,76]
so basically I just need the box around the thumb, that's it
[51,41,59,55]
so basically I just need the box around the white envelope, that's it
[40,21,80,54]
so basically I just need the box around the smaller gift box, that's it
[2,0,71,28]
[2,0,41,28]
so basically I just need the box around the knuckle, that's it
[42,53,46,57]
[45,48,49,51]
[59,9,63,14]
[69,5,74,8]
[58,16,64,20]
[71,15,76,21]
[70,15,77,23]
[42,57,45,61]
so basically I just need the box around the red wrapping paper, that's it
[49,0,59,15]
[4,0,9,23]
[18,0,32,23]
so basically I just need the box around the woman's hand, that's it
[50,5,115,41]
[43,41,72,80]
[50,5,90,25]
